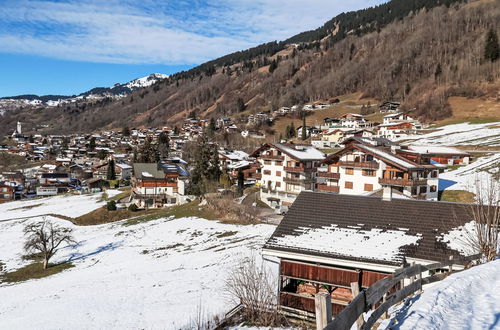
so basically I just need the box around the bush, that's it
[128,204,138,212]
[106,200,117,211]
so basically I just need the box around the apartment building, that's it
[317,138,440,200]
[131,161,190,208]
[251,143,325,209]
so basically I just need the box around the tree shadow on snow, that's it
[383,294,422,329]
[65,241,123,263]
[438,178,457,191]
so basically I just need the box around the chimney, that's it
[382,185,392,201]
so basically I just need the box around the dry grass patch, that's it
[439,190,475,203]
[0,262,74,283]
[74,207,163,226]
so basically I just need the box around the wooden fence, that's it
[317,254,482,330]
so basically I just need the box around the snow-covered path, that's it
[381,260,500,329]
[0,215,275,329]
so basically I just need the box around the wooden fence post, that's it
[382,292,388,319]
[417,264,423,294]
[350,282,365,329]
[449,256,453,273]
[315,292,332,330]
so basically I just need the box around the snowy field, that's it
[0,215,275,329]
[400,122,500,194]
[0,190,122,221]
[379,259,500,329]
[400,122,500,146]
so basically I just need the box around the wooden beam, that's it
[315,292,332,330]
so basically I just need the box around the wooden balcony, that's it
[261,154,284,160]
[379,177,427,186]
[283,177,314,184]
[317,184,339,193]
[284,166,314,173]
[317,172,340,179]
[338,161,379,169]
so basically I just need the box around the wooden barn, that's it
[263,192,475,318]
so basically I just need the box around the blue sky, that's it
[0,0,385,97]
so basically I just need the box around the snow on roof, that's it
[274,143,325,160]
[437,221,477,256]
[141,172,153,177]
[360,144,417,169]
[227,160,251,169]
[219,150,249,161]
[267,224,421,262]
[116,164,132,169]
[408,145,469,155]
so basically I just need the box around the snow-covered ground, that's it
[379,259,500,329]
[0,190,122,220]
[399,122,500,195]
[400,122,500,146]
[0,215,274,329]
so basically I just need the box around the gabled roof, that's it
[323,143,427,170]
[251,143,325,161]
[264,192,475,266]
[133,163,166,179]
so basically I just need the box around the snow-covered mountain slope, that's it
[0,73,168,108]
[123,73,168,89]
[0,195,274,329]
[380,259,500,329]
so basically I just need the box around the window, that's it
[420,186,427,193]
[276,182,281,187]
[430,185,437,192]
[276,171,282,177]
[431,170,438,178]
[2,194,10,199]
[264,160,271,165]
[275,161,283,166]
[364,184,373,191]
[363,169,376,176]
[345,168,354,175]
[345,181,353,189]
[263,170,271,175]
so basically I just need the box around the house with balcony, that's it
[317,139,440,200]
[250,143,325,209]
[399,145,471,166]
[263,191,476,318]
[0,183,15,203]
[131,161,190,208]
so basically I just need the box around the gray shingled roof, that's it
[264,192,474,266]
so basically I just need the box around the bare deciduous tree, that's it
[464,179,500,262]
[24,219,75,269]
[225,255,284,326]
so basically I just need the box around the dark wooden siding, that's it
[361,270,390,288]
[281,260,359,287]
[280,292,345,316]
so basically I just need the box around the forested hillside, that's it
[1,0,498,134]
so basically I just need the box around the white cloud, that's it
[0,0,385,65]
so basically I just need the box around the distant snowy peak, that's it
[123,73,168,89]
[0,73,169,108]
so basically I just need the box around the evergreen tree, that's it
[236,98,246,112]
[208,118,217,133]
[237,168,244,196]
[158,132,170,159]
[122,126,130,136]
[301,116,307,140]
[89,137,96,151]
[290,122,296,138]
[107,158,116,180]
[138,136,159,163]
[190,135,220,195]
[269,59,278,73]
[434,63,442,80]
[484,29,499,62]
[173,126,180,135]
